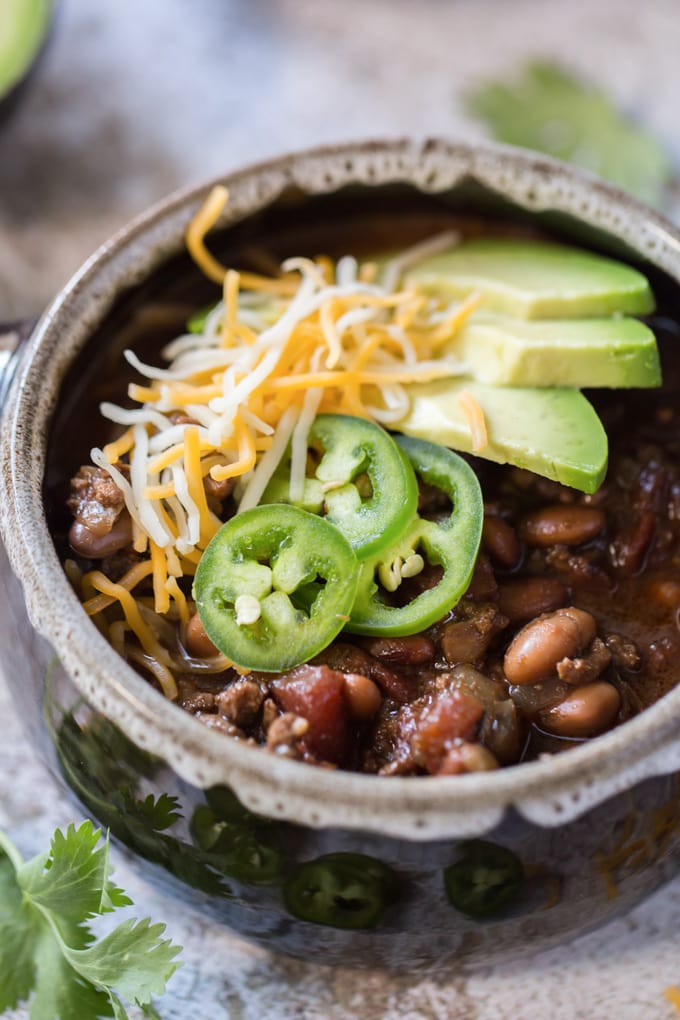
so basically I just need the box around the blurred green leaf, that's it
[465,61,673,207]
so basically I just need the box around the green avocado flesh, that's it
[0,0,51,97]
[405,238,655,319]
[396,379,608,493]
[446,312,661,388]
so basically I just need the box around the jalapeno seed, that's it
[518,505,606,547]
[537,681,621,737]
[504,607,597,685]
[234,594,262,626]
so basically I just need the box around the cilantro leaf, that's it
[18,823,131,932]
[0,851,40,1012]
[30,933,115,1020]
[465,61,673,207]
[0,824,182,1019]
[62,918,182,1007]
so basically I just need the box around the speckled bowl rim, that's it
[3,137,680,840]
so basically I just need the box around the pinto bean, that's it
[343,673,382,719]
[441,619,492,665]
[362,635,436,666]
[437,742,499,775]
[498,576,567,623]
[518,505,606,547]
[482,516,521,568]
[185,613,220,658]
[68,513,133,559]
[464,554,498,599]
[610,510,656,574]
[647,577,680,610]
[537,682,621,737]
[504,607,597,685]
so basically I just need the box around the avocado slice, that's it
[0,0,52,99]
[405,239,655,319]
[395,379,608,493]
[446,312,660,388]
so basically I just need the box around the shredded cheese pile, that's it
[79,186,485,689]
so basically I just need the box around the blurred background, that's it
[2,0,680,318]
[4,2,680,1017]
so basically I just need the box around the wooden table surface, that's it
[2,1,680,1015]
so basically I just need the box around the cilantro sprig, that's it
[465,61,673,208]
[0,821,182,1019]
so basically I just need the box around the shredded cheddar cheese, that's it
[458,389,489,452]
[91,186,474,573]
[82,187,488,696]
[88,571,169,665]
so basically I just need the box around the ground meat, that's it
[261,698,279,731]
[603,633,642,672]
[204,473,236,502]
[68,465,126,534]
[176,681,216,714]
[195,713,246,738]
[100,546,146,581]
[67,465,132,557]
[556,637,612,686]
[543,546,613,591]
[313,642,412,704]
[266,713,309,758]
[215,679,264,727]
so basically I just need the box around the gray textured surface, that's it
[2,0,680,1016]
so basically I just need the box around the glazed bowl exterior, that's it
[2,139,680,969]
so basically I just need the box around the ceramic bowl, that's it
[2,139,680,969]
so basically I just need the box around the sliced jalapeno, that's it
[262,414,419,559]
[346,436,483,636]
[443,840,523,918]
[193,504,358,671]
[205,785,272,827]
[283,852,400,929]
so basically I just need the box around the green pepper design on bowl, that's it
[283,852,401,930]
[444,840,524,919]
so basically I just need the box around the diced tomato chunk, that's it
[412,690,484,774]
[271,665,349,765]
